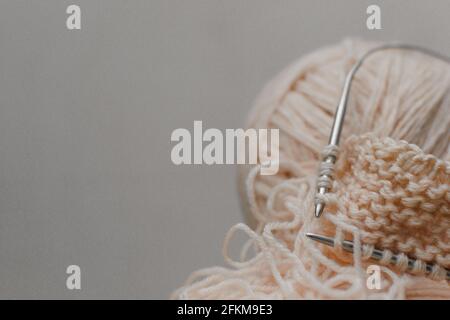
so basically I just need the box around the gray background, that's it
[0,0,448,299]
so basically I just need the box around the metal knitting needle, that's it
[305,232,450,281]
[314,44,450,218]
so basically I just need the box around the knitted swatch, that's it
[321,134,449,281]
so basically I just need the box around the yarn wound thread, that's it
[172,39,450,299]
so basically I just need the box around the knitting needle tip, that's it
[314,202,325,218]
[305,232,320,242]
[305,232,334,247]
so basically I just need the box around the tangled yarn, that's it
[172,39,450,299]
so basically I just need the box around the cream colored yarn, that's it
[172,39,450,299]
[321,134,449,279]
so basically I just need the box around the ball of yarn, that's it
[172,39,450,299]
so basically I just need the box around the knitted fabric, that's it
[320,134,449,281]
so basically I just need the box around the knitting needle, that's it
[305,232,450,281]
[313,44,450,218]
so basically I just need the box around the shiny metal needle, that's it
[305,232,450,281]
[313,44,450,218]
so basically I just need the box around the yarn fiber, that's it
[323,134,449,279]
[172,40,450,299]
